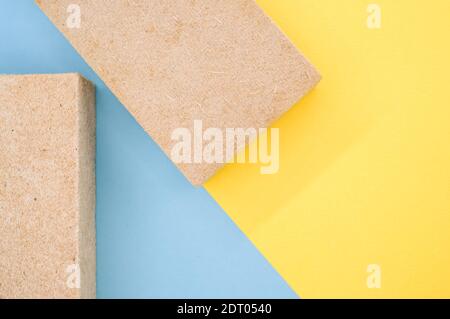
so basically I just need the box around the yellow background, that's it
[206,0,450,298]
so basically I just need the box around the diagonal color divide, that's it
[32,0,450,298]
[207,0,450,298]
[0,0,297,298]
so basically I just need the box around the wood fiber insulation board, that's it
[37,0,320,185]
[0,74,96,299]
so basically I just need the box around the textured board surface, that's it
[206,0,450,298]
[0,74,96,299]
[0,1,297,298]
[36,0,320,185]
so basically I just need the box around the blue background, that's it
[0,0,296,298]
